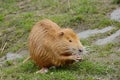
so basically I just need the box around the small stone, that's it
[6,52,23,60]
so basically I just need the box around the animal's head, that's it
[56,28,84,55]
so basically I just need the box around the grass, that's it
[0,0,120,80]
[113,0,120,4]
[0,59,114,80]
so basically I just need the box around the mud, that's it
[110,8,120,22]
[0,50,29,66]
[95,30,120,45]
[77,26,114,39]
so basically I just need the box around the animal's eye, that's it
[69,40,72,42]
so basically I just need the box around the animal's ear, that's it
[58,32,64,36]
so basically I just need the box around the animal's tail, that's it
[23,56,31,63]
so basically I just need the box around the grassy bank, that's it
[0,0,120,80]
[0,0,119,56]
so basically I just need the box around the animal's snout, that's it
[79,49,83,52]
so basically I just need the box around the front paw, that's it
[72,54,82,62]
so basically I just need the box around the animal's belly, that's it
[30,52,53,67]
[30,48,75,67]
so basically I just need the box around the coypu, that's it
[24,19,84,73]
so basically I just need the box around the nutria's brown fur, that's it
[29,19,83,73]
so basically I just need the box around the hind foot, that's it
[36,68,48,74]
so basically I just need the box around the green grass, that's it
[0,59,114,80]
[0,0,120,80]
[112,0,120,4]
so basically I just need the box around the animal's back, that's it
[29,19,60,67]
